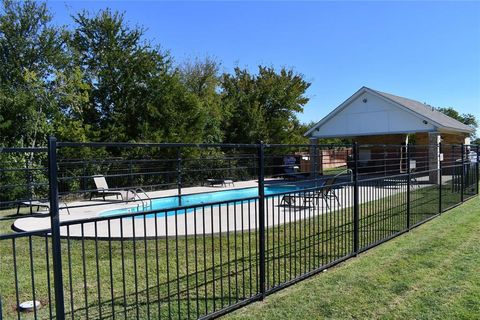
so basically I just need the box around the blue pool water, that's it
[100,185,300,218]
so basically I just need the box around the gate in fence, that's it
[0,138,478,319]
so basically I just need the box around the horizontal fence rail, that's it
[0,139,478,319]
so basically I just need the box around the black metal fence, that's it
[0,139,478,319]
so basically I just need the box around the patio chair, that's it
[223,179,234,187]
[277,155,302,181]
[280,194,297,206]
[302,177,340,209]
[90,175,135,201]
[16,200,50,214]
[17,199,71,215]
[279,179,330,208]
[204,178,234,187]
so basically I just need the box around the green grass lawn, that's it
[0,180,475,319]
[227,195,480,320]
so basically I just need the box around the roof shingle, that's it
[369,87,474,133]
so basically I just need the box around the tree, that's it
[0,2,314,147]
[0,0,63,147]
[221,66,310,144]
[67,9,209,143]
[148,71,207,143]
[67,9,165,141]
[436,107,478,139]
[52,66,93,142]
[179,57,226,143]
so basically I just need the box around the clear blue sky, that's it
[48,1,480,125]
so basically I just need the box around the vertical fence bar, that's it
[312,142,317,185]
[128,159,133,187]
[406,143,411,230]
[177,148,182,206]
[439,142,442,213]
[81,161,87,195]
[309,139,317,186]
[25,155,33,213]
[383,144,386,177]
[48,136,65,319]
[257,141,266,299]
[451,144,458,193]
[353,142,359,254]
[461,143,465,202]
[476,145,479,195]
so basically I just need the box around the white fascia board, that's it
[309,128,437,139]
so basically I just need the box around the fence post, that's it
[406,144,411,230]
[228,158,232,180]
[383,144,387,177]
[257,141,266,300]
[353,142,359,255]
[438,143,442,213]
[47,136,65,319]
[476,145,479,195]
[452,145,456,193]
[313,143,317,183]
[25,156,33,214]
[461,143,465,202]
[177,148,182,206]
[128,159,133,187]
[309,139,318,186]
[81,161,87,196]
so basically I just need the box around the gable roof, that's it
[370,88,474,133]
[305,86,474,137]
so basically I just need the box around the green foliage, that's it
[0,0,63,147]
[0,1,312,148]
[179,57,226,143]
[221,66,311,144]
[436,107,478,138]
[69,9,171,141]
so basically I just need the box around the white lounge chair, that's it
[90,175,135,201]
[16,200,50,214]
[204,178,234,187]
[17,200,71,215]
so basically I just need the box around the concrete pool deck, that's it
[13,177,437,239]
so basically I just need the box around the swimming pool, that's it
[100,185,301,218]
